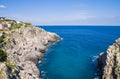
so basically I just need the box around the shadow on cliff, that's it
[97,52,107,79]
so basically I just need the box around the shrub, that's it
[0,49,7,62]
[9,24,22,30]
[24,22,31,27]
[6,60,16,69]
[0,38,4,43]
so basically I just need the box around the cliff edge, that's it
[98,38,120,79]
[0,18,61,79]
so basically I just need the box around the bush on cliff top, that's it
[9,23,22,30]
[9,22,31,30]
[0,49,7,62]
[24,22,32,27]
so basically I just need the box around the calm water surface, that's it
[38,26,120,79]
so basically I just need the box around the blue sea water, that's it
[38,26,120,79]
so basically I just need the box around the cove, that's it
[38,26,120,79]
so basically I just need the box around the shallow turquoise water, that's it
[38,26,120,79]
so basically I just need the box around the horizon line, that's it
[35,25,120,26]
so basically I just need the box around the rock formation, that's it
[0,19,61,79]
[98,38,120,79]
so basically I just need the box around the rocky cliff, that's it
[0,19,61,79]
[98,38,120,79]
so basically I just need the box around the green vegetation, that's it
[4,19,12,21]
[114,51,118,54]
[6,59,16,79]
[2,32,7,38]
[0,32,7,43]
[6,59,16,69]
[10,22,31,30]
[0,38,4,43]
[0,49,7,62]
[9,23,22,30]
[24,22,32,27]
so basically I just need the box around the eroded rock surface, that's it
[98,38,120,79]
[0,19,61,79]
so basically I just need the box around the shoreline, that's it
[38,38,62,76]
[0,19,61,79]
[98,38,120,79]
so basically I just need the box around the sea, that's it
[37,26,120,79]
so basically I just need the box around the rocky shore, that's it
[98,38,120,79]
[0,18,61,79]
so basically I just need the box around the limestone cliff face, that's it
[98,38,120,79]
[0,19,61,79]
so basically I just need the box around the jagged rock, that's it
[0,63,8,79]
[98,38,120,79]
[0,19,61,79]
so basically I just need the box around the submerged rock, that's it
[0,19,61,79]
[98,38,120,79]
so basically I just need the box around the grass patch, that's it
[0,32,7,43]
[6,59,16,69]
[0,49,7,62]
[114,51,118,54]
[24,22,32,27]
[9,24,21,30]
[0,38,4,43]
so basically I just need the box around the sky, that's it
[0,0,120,25]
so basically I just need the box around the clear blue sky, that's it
[0,0,120,25]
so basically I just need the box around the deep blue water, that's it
[38,26,120,79]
